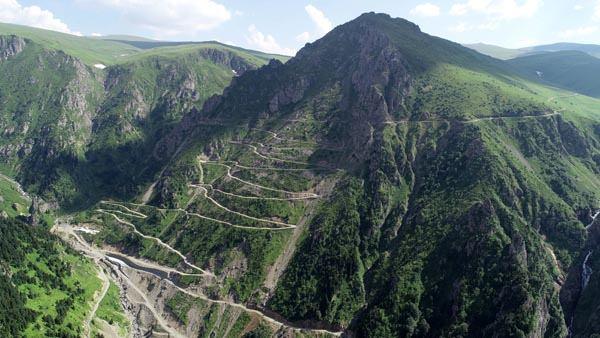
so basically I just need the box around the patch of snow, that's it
[536,71,543,78]
[74,226,99,234]
[94,64,107,70]
[108,256,129,268]
[232,69,238,76]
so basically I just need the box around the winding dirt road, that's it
[71,124,344,336]
[199,159,319,198]
[83,263,110,338]
[96,209,215,276]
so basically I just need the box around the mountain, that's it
[97,34,156,42]
[0,28,287,209]
[525,43,600,59]
[464,42,525,60]
[0,22,141,65]
[69,12,598,337]
[466,42,600,60]
[509,51,600,98]
[2,12,600,338]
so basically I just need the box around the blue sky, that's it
[2,0,600,55]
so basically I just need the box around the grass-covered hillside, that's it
[509,51,600,98]
[465,42,600,60]
[0,26,286,208]
[0,22,141,65]
[0,22,289,66]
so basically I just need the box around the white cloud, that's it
[293,5,333,46]
[450,0,542,20]
[595,1,600,20]
[410,3,442,17]
[0,0,81,35]
[91,0,231,37]
[91,32,103,37]
[246,24,295,56]
[296,31,311,44]
[574,4,584,10]
[558,26,598,38]
[305,4,333,35]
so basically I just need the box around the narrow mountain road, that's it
[230,141,315,166]
[547,93,579,103]
[188,184,303,227]
[250,128,318,146]
[384,111,561,126]
[586,210,599,230]
[463,111,560,123]
[199,159,319,198]
[96,210,215,276]
[102,200,297,231]
[84,265,110,338]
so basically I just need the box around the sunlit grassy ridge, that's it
[0,22,289,67]
[0,22,141,65]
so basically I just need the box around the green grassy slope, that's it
[465,42,600,60]
[464,43,525,60]
[524,42,600,58]
[0,22,289,66]
[509,51,600,98]
[0,22,141,65]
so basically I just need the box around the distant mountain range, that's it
[465,42,600,98]
[465,42,600,60]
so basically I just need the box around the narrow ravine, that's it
[582,251,593,290]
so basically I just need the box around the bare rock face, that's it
[0,35,26,61]
[199,48,255,75]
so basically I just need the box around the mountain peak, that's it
[352,12,422,32]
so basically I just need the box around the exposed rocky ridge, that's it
[0,35,25,61]
[198,48,255,75]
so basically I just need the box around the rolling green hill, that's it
[0,22,289,66]
[0,22,142,65]
[525,42,600,58]
[464,42,525,60]
[466,42,600,60]
[508,50,600,98]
